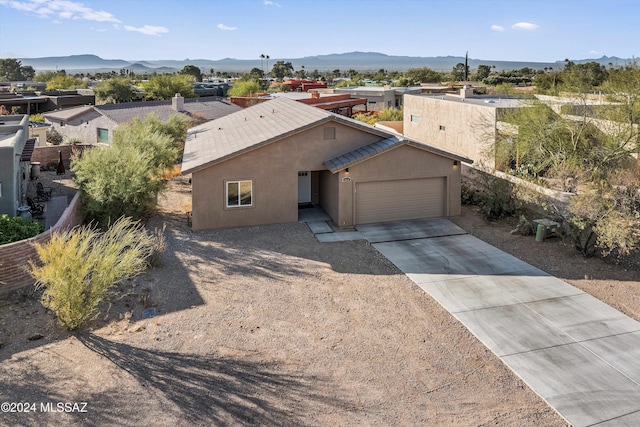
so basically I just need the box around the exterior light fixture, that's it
[453,160,459,166]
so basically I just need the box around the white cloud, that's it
[124,25,169,36]
[490,25,505,32]
[512,22,539,30]
[1,0,121,22]
[264,0,281,7]
[217,23,237,31]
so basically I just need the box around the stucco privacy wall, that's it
[191,122,381,230]
[0,192,82,295]
[403,94,499,168]
[31,144,92,165]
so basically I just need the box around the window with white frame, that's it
[226,180,252,207]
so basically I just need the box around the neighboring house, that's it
[28,121,51,146]
[0,89,95,115]
[230,92,368,117]
[333,86,423,111]
[0,115,33,216]
[403,86,523,168]
[44,95,242,145]
[181,97,470,231]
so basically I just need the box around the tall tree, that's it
[0,58,34,81]
[476,64,492,81]
[46,75,87,90]
[270,61,294,81]
[93,77,138,104]
[142,74,195,100]
[179,65,203,82]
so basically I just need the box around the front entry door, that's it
[298,171,311,204]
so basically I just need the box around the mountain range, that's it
[11,52,635,74]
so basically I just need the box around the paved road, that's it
[356,218,640,427]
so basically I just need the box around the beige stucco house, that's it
[181,97,470,231]
[403,87,523,169]
[43,95,241,145]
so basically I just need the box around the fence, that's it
[0,192,83,295]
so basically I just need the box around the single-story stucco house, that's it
[43,95,241,145]
[181,97,471,231]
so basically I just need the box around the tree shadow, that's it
[79,334,348,425]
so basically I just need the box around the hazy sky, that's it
[0,0,638,62]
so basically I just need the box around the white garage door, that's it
[355,177,446,224]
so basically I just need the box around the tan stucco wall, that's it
[191,122,382,230]
[403,94,498,168]
[338,144,462,225]
[319,170,339,223]
[47,112,114,145]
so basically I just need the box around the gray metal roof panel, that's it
[181,97,339,174]
[323,135,473,173]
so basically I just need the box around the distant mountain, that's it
[17,54,131,70]
[12,52,637,74]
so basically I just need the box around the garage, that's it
[355,177,446,224]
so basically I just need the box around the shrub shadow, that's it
[80,334,347,425]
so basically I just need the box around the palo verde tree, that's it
[93,77,138,104]
[400,67,444,85]
[73,114,179,226]
[142,73,195,100]
[46,74,87,90]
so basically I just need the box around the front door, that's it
[298,171,311,204]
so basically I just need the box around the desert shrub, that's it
[0,214,44,244]
[461,183,480,205]
[568,171,640,257]
[46,129,63,145]
[468,171,516,220]
[479,176,515,220]
[510,215,534,236]
[73,116,178,226]
[29,217,157,330]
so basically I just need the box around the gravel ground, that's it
[1,176,611,426]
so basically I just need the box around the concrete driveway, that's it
[357,218,640,427]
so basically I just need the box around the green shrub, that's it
[29,217,158,330]
[0,214,44,245]
[72,115,178,226]
[46,129,63,145]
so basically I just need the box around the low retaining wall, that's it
[462,164,576,216]
[0,192,83,295]
[31,144,92,166]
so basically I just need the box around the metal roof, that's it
[97,97,241,124]
[43,105,94,121]
[42,97,241,128]
[181,97,391,174]
[324,136,473,173]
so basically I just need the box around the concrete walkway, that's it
[356,218,640,427]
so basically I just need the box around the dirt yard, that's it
[4,176,638,426]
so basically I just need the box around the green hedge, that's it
[0,214,45,245]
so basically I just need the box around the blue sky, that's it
[0,0,638,62]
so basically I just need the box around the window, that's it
[97,128,109,143]
[411,115,420,124]
[226,180,252,207]
[439,125,446,131]
[323,127,336,140]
